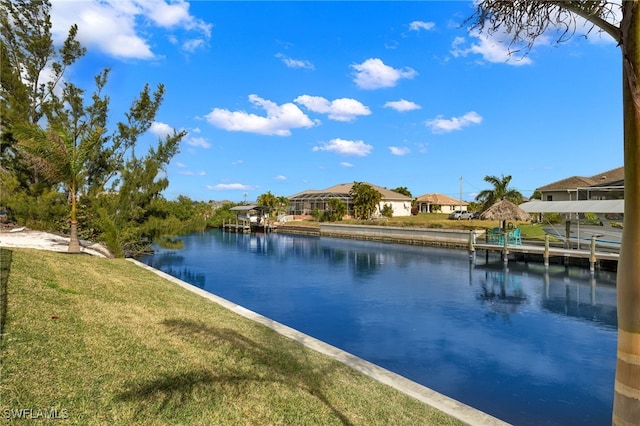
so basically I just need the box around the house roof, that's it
[536,167,624,191]
[289,182,412,201]
[415,193,468,206]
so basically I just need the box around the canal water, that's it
[139,229,617,425]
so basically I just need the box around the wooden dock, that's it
[468,233,618,273]
[221,219,251,233]
[221,219,276,234]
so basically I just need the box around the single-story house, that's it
[288,182,412,218]
[536,166,624,202]
[414,193,468,214]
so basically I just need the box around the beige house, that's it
[415,193,468,214]
[288,182,412,218]
[536,167,624,202]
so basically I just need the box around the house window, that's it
[546,195,553,201]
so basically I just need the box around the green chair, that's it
[508,228,522,245]
[487,227,501,244]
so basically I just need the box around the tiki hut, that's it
[480,199,531,229]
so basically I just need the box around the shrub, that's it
[542,212,564,224]
[381,203,394,218]
[311,208,323,222]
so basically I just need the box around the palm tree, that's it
[475,174,523,212]
[468,2,640,421]
[14,124,102,253]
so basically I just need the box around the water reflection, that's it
[144,251,206,289]
[476,266,529,321]
[139,230,617,425]
[541,272,617,330]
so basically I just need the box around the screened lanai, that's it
[287,182,413,218]
[288,190,354,216]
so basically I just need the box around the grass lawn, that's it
[0,248,463,425]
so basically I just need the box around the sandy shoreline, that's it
[0,228,112,258]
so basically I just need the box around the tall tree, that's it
[350,182,382,220]
[94,129,184,257]
[257,191,290,218]
[257,191,277,209]
[0,0,186,255]
[391,186,412,198]
[475,174,523,212]
[13,123,102,252]
[468,2,639,423]
[1,0,85,192]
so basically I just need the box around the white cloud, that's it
[49,0,211,60]
[275,53,315,70]
[149,121,174,138]
[384,99,421,112]
[206,183,254,191]
[312,138,373,156]
[183,38,205,52]
[206,94,317,136]
[409,21,435,32]
[389,146,410,156]
[175,162,186,168]
[451,32,533,66]
[416,142,428,154]
[178,170,206,176]
[294,95,371,122]
[184,135,211,148]
[142,0,192,28]
[351,58,417,90]
[232,160,244,165]
[385,40,399,50]
[340,162,354,167]
[274,175,287,180]
[425,111,483,134]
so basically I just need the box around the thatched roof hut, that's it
[480,199,531,222]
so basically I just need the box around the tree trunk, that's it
[68,183,80,254]
[613,4,640,424]
[68,219,80,253]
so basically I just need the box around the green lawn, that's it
[0,248,463,425]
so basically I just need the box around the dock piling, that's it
[544,235,550,270]
[590,235,597,274]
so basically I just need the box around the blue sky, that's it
[49,1,623,203]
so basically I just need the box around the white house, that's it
[414,193,468,214]
[288,182,412,218]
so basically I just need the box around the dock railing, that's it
[470,230,618,273]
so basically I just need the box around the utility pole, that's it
[459,176,463,212]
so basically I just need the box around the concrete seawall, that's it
[129,258,510,426]
[280,223,617,272]
[277,223,478,249]
[321,223,474,247]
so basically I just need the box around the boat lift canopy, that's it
[229,205,271,213]
[519,200,624,214]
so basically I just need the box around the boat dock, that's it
[469,233,619,273]
[222,219,251,233]
[221,219,276,234]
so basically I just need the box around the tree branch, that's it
[559,1,622,44]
